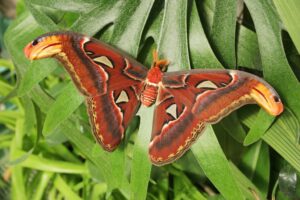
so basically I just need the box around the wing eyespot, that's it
[166,104,177,119]
[195,80,218,89]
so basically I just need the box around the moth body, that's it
[141,65,164,107]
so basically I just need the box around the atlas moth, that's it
[24,32,283,166]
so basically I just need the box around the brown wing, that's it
[149,69,283,165]
[24,31,148,151]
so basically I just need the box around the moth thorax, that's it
[141,84,158,107]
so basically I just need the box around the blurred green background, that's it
[0,0,300,199]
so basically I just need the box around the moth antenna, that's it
[152,49,169,71]
[152,50,159,62]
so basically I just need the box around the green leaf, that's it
[54,175,81,200]
[158,0,190,71]
[192,126,245,200]
[91,144,128,196]
[4,12,58,96]
[29,0,97,12]
[4,12,44,76]
[13,149,88,174]
[172,169,206,200]
[71,0,121,35]
[91,183,108,199]
[189,0,222,69]
[32,172,54,200]
[237,26,262,70]
[273,0,300,53]
[229,162,265,200]
[24,0,59,31]
[60,119,129,195]
[220,114,246,143]
[242,108,300,173]
[262,112,300,172]
[18,60,59,96]
[110,0,154,56]
[244,0,300,121]
[210,0,237,67]
[43,82,84,135]
[240,141,270,196]
[130,107,153,200]
[244,109,275,146]
[22,95,37,135]
[28,84,129,194]
[4,1,300,199]
[10,119,27,200]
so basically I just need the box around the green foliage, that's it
[1,0,300,199]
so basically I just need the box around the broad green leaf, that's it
[10,119,27,200]
[273,0,300,53]
[59,120,129,195]
[220,114,246,143]
[71,0,121,35]
[54,175,81,200]
[197,0,215,32]
[92,144,128,197]
[43,82,84,135]
[212,123,244,164]
[91,183,108,199]
[29,0,97,12]
[86,161,104,182]
[13,149,87,174]
[263,116,300,172]
[18,60,59,96]
[229,162,265,200]
[24,0,59,31]
[143,2,164,41]
[4,12,59,96]
[242,0,300,176]
[0,59,14,71]
[0,77,20,106]
[4,12,44,76]
[244,0,300,121]
[210,0,237,67]
[28,84,129,195]
[39,142,81,163]
[110,0,154,56]
[192,126,245,200]
[0,111,22,127]
[237,26,262,70]
[189,0,222,69]
[21,95,36,135]
[0,79,14,95]
[11,164,26,200]
[32,172,54,200]
[244,109,275,146]
[240,141,270,196]
[157,0,190,71]
[172,169,206,200]
[130,107,153,200]
[241,108,300,173]
[16,0,26,16]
